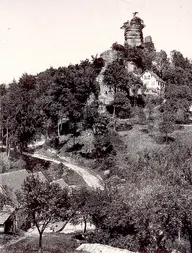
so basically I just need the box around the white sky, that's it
[0,0,192,84]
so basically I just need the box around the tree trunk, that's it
[187,228,192,252]
[113,105,116,118]
[58,119,61,137]
[7,144,10,159]
[73,135,75,147]
[178,228,181,242]
[6,126,9,156]
[38,232,43,253]
[56,207,80,233]
[83,216,87,234]
[45,129,49,146]
[113,106,116,131]
[55,220,69,233]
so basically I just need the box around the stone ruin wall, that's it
[122,16,145,47]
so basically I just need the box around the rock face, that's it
[97,63,114,114]
[121,15,145,47]
[100,50,118,64]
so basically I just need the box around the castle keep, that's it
[121,13,145,47]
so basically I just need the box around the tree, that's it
[0,185,14,209]
[83,101,99,129]
[163,83,192,124]
[170,50,190,69]
[112,92,132,119]
[159,112,174,143]
[70,187,93,234]
[132,144,192,252]
[18,175,71,253]
[104,60,142,95]
[103,60,142,117]
[153,50,169,75]
[1,77,42,153]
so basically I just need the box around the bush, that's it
[93,133,114,158]
[87,230,111,245]
[109,234,140,252]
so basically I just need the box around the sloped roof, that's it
[0,170,48,192]
[141,70,166,83]
[0,212,13,225]
[2,205,15,213]
[0,169,29,193]
[0,170,47,204]
[51,178,69,189]
[0,169,29,203]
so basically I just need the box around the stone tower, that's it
[121,13,145,47]
[144,35,152,43]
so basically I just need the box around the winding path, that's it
[23,151,104,190]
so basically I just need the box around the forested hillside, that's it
[1,40,192,252]
[1,41,192,154]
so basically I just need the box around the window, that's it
[144,74,150,79]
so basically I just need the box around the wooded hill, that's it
[1,41,192,154]
[1,40,192,252]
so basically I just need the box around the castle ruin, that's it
[121,13,145,47]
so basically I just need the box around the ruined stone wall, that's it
[144,35,152,43]
[125,25,143,47]
[122,16,145,47]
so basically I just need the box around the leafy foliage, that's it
[81,143,192,252]
[1,59,102,151]
[112,92,132,118]
[18,175,71,252]
[158,111,175,142]
[103,59,142,95]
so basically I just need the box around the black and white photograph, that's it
[0,0,192,252]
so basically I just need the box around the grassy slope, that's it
[171,125,192,147]
[119,124,164,163]
[118,123,192,163]
[4,234,81,253]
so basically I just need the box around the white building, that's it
[140,70,165,96]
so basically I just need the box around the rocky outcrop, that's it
[100,49,118,64]
[97,64,112,114]
[121,15,145,47]
[85,50,117,115]
[97,61,114,114]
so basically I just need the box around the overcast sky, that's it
[0,0,192,84]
